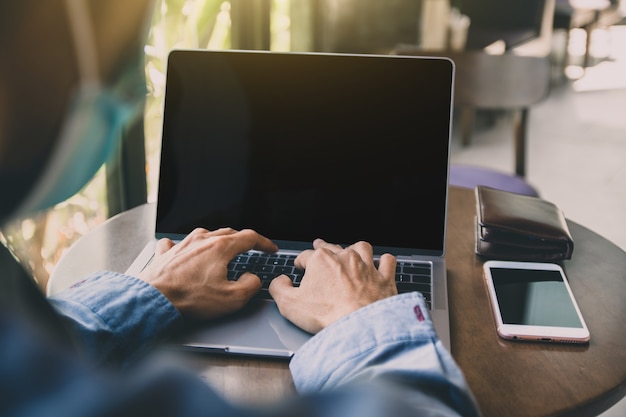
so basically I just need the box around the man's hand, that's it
[138,228,278,320]
[269,239,398,334]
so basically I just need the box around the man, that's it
[0,1,481,416]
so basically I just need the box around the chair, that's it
[389,50,549,195]
[459,0,552,51]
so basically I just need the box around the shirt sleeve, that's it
[48,271,183,367]
[2,291,479,417]
[290,292,481,417]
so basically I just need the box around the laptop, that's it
[127,50,455,357]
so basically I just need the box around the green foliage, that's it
[144,0,230,201]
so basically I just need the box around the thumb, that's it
[268,274,295,304]
[231,272,263,300]
[155,238,175,255]
[269,276,321,334]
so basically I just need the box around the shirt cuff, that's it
[49,271,183,366]
[290,292,449,392]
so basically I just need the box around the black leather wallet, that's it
[475,186,574,261]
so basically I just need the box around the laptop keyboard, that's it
[227,252,432,309]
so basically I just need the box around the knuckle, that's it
[156,237,172,246]
[217,227,236,234]
[344,249,361,263]
[187,228,208,241]
[210,238,230,251]
[237,228,257,239]
[316,247,335,257]
[312,248,336,265]
[380,253,396,263]
[354,241,372,250]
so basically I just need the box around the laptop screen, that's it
[156,50,454,256]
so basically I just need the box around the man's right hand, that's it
[269,239,398,334]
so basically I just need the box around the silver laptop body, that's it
[127,50,455,357]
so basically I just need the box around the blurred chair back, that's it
[459,0,551,51]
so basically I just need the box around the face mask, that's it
[15,0,146,217]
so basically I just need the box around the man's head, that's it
[0,0,152,223]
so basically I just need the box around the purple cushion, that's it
[450,164,539,196]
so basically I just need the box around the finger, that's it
[222,229,279,258]
[155,238,175,255]
[206,227,239,236]
[178,228,212,246]
[294,238,346,269]
[313,238,343,252]
[377,253,397,280]
[186,227,236,242]
[194,229,278,263]
[230,272,263,300]
[346,241,374,264]
[270,276,322,333]
[187,227,211,238]
[294,238,342,269]
[294,249,314,269]
[268,274,296,303]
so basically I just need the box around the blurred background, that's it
[1,0,624,311]
[1,1,624,413]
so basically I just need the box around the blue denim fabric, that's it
[39,272,481,416]
[292,292,480,416]
[49,271,183,366]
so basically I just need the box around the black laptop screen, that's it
[156,50,453,256]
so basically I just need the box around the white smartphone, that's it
[483,260,590,344]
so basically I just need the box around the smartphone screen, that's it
[490,267,583,328]
[483,261,590,343]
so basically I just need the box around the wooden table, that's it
[49,187,626,416]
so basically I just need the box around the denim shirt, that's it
[49,272,183,366]
[39,272,481,416]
